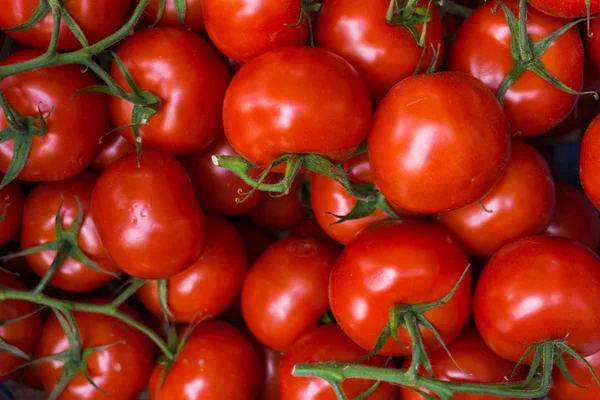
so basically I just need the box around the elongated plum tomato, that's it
[223,46,372,169]
[0,272,42,383]
[550,350,600,400]
[581,114,600,211]
[0,0,132,50]
[448,0,583,137]
[22,172,120,292]
[91,132,135,171]
[241,236,341,350]
[474,236,600,363]
[368,72,511,214]
[315,0,444,103]
[330,220,472,356]
[0,50,108,182]
[110,28,230,155]
[148,321,261,400]
[438,141,556,258]
[0,178,24,249]
[280,324,398,400]
[138,0,204,32]
[91,150,205,280]
[528,0,600,17]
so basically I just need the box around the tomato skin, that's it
[330,220,472,356]
[587,18,600,72]
[91,150,206,280]
[528,0,600,17]
[438,141,555,258]
[90,132,135,171]
[257,345,282,400]
[474,236,600,363]
[110,28,231,155]
[140,0,205,32]
[368,72,511,214]
[241,236,341,350]
[223,46,372,169]
[0,50,108,182]
[550,350,600,400]
[0,272,43,383]
[234,219,276,264]
[148,320,261,400]
[448,0,583,137]
[581,114,600,211]
[0,178,24,249]
[280,324,397,400]
[315,0,444,103]
[138,214,247,322]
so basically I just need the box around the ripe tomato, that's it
[90,132,134,171]
[368,72,511,214]
[139,0,204,32]
[91,150,206,280]
[550,350,600,400]
[234,219,276,264]
[587,18,600,84]
[0,178,24,249]
[36,301,155,400]
[0,50,108,182]
[280,324,398,400]
[148,320,261,400]
[448,0,583,137]
[581,114,600,210]
[110,28,230,155]
[223,46,372,169]
[257,345,282,400]
[474,236,600,363]
[0,0,132,50]
[241,236,341,350]
[330,220,472,356]
[438,141,556,258]
[138,214,247,322]
[0,272,42,383]
[528,0,600,17]
[315,0,444,103]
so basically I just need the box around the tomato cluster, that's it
[1,0,600,399]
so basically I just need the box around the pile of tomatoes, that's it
[2,0,600,399]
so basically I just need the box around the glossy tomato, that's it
[0,177,24,249]
[110,28,230,155]
[234,219,276,264]
[550,350,600,400]
[91,150,205,280]
[90,132,134,171]
[257,345,282,400]
[139,0,204,32]
[528,0,600,17]
[368,72,511,214]
[581,114,600,210]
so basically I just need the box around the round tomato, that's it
[234,219,276,264]
[223,46,372,169]
[91,150,206,280]
[0,49,108,182]
[0,177,24,249]
[241,236,341,350]
[474,236,600,363]
[528,0,600,17]
[110,28,230,155]
[330,220,472,356]
[257,344,282,400]
[448,0,583,137]
[139,0,204,32]
[550,349,600,400]
[368,72,511,214]
[581,114,600,210]
[90,132,135,171]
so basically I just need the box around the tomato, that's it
[90,132,135,171]
[0,272,42,383]
[36,300,155,400]
[0,0,132,50]
[257,345,282,400]
[148,320,261,400]
[138,214,247,322]
[289,217,333,242]
[91,150,206,280]
[550,350,600,400]
[21,172,120,292]
[223,46,372,169]
[234,219,276,264]
[0,50,108,182]
[438,141,556,258]
[280,324,398,400]
[448,0,583,137]
[330,220,472,356]
[139,0,205,32]
[368,72,511,214]
[241,236,341,350]
[581,114,600,211]
[180,135,268,216]
[110,28,230,155]
[474,236,600,363]
[315,0,444,103]
[203,0,308,62]
[586,17,600,79]
[528,0,600,17]
[0,178,24,249]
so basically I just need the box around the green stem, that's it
[110,278,146,308]
[444,1,472,18]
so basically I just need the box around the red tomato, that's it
[91,150,206,280]
[0,0,132,50]
[586,18,600,80]
[280,324,397,400]
[0,272,42,383]
[448,0,583,137]
[474,236,600,363]
[138,214,247,322]
[528,0,600,17]
[140,0,205,32]
[234,219,276,264]
[368,72,511,214]
[289,217,333,242]
[581,114,600,210]
[315,0,444,103]
[241,236,341,350]
[110,28,230,155]
[0,178,24,249]
[203,0,308,62]
[550,350,600,400]
[223,46,372,169]
[329,220,472,356]
[0,50,108,182]
[258,345,282,400]
[148,320,261,400]
[21,172,120,292]
[438,141,556,258]
[90,132,135,171]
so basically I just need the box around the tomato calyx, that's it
[152,0,188,27]
[386,0,434,47]
[284,0,322,47]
